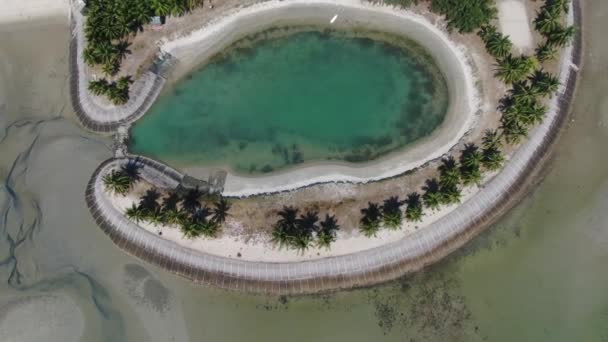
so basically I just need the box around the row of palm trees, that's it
[88,76,133,105]
[124,188,230,239]
[270,131,505,251]
[271,207,340,251]
[82,0,204,104]
[102,160,231,239]
[429,0,498,33]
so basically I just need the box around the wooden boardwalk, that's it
[83,1,582,294]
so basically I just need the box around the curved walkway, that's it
[68,0,168,133]
[84,0,582,295]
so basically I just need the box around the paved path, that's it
[84,1,582,294]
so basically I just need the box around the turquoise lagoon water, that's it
[130,30,449,174]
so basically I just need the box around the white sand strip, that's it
[160,0,481,197]
[0,0,69,23]
[498,0,533,51]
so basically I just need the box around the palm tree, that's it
[121,159,142,183]
[520,102,548,126]
[148,207,166,226]
[150,0,171,17]
[169,0,187,17]
[459,144,482,168]
[102,169,131,195]
[482,129,502,150]
[535,43,558,63]
[547,25,576,47]
[272,206,299,249]
[459,144,483,186]
[529,69,560,97]
[422,178,442,210]
[88,79,110,96]
[501,119,529,144]
[181,187,203,213]
[381,196,403,229]
[83,46,101,66]
[293,210,318,251]
[483,30,513,59]
[131,1,152,32]
[439,183,462,205]
[495,55,536,84]
[438,156,460,188]
[125,203,146,223]
[477,25,497,42]
[509,81,539,104]
[317,214,340,249]
[534,9,560,35]
[545,0,569,15]
[405,192,423,222]
[114,41,132,63]
[138,188,161,214]
[211,197,231,225]
[181,219,203,239]
[360,202,382,237]
[481,146,504,171]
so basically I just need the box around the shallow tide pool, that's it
[129,30,448,174]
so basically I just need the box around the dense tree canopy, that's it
[430,0,497,33]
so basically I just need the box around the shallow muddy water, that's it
[0,2,607,341]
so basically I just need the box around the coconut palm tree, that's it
[501,119,529,144]
[545,0,569,14]
[360,202,382,237]
[272,206,299,249]
[147,207,166,226]
[534,9,561,35]
[381,196,403,229]
[486,34,513,59]
[482,129,502,150]
[150,0,171,17]
[293,210,318,251]
[121,159,142,183]
[422,178,442,210]
[547,25,576,47]
[169,0,187,17]
[459,143,483,185]
[125,203,146,223]
[211,197,231,225]
[520,102,548,126]
[102,169,131,195]
[138,188,161,215]
[88,79,109,96]
[529,69,560,97]
[438,156,460,188]
[481,146,504,171]
[405,192,423,222]
[317,214,340,249]
[495,55,536,84]
[181,187,203,213]
[477,25,497,42]
[509,81,539,104]
[535,43,558,63]
[439,183,462,205]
